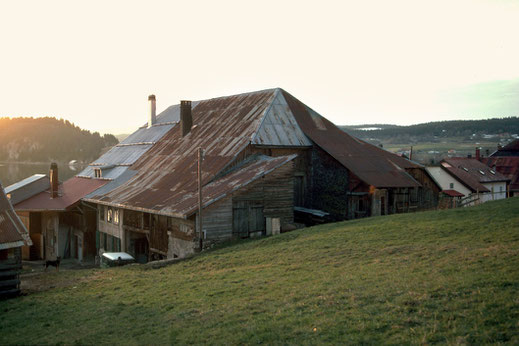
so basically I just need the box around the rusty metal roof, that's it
[77,104,197,180]
[281,90,420,188]
[85,88,425,215]
[0,181,31,250]
[14,177,108,212]
[481,156,519,191]
[441,189,465,197]
[86,89,278,217]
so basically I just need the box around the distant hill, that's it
[0,117,118,163]
[340,117,519,144]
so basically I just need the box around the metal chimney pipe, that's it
[148,95,156,128]
[180,100,192,137]
[50,162,58,198]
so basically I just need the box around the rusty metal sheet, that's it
[87,89,278,216]
[14,177,108,212]
[281,90,421,188]
[0,182,31,249]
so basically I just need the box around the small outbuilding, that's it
[0,181,32,298]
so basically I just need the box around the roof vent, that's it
[479,170,485,175]
[490,169,496,175]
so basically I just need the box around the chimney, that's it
[148,95,156,128]
[50,162,59,198]
[180,100,192,137]
[475,147,480,160]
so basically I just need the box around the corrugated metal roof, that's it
[252,90,312,147]
[14,177,108,211]
[4,174,50,205]
[0,182,31,249]
[5,174,46,193]
[87,89,278,216]
[482,157,519,191]
[84,169,138,199]
[281,90,420,188]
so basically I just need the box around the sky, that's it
[1,0,519,134]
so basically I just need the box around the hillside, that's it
[0,117,118,163]
[341,118,519,164]
[1,199,518,344]
[340,117,519,142]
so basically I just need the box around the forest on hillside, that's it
[0,117,118,163]
[340,117,519,143]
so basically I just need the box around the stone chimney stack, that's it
[180,100,192,137]
[148,95,156,128]
[50,162,59,198]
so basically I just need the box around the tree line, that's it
[0,117,118,163]
[340,117,519,143]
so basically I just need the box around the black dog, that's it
[44,256,61,271]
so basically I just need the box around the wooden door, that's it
[232,201,265,238]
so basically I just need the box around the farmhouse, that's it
[481,140,519,197]
[7,164,107,261]
[426,157,509,207]
[0,181,32,297]
[80,88,438,261]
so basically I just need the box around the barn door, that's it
[233,201,265,238]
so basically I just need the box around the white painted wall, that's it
[426,167,471,196]
[481,182,507,202]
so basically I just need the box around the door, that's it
[233,201,265,238]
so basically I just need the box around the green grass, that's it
[2,199,519,344]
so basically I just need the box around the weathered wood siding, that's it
[202,197,232,240]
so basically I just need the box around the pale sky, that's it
[1,0,519,134]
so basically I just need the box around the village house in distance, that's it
[8,88,440,262]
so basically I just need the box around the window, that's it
[450,183,454,189]
[107,208,113,223]
[94,168,102,178]
[479,170,485,175]
[490,170,496,175]
[99,206,105,221]
[113,209,119,225]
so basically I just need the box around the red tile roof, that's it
[441,189,464,197]
[14,177,108,211]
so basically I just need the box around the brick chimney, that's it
[148,95,156,128]
[180,100,192,137]
[50,162,59,198]
[475,147,481,160]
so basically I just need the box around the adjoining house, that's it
[7,164,107,261]
[426,157,509,207]
[0,181,32,298]
[481,140,519,197]
[81,88,439,261]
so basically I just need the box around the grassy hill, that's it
[1,199,519,344]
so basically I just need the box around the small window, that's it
[479,170,485,175]
[500,186,504,192]
[490,170,496,175]
[450,183,454,189]
[94,168,102,178]
[107,208,113,223]
[113,209,119,225]
[462,167,468,172]
[99,206,105,221]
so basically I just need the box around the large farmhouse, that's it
[78,88,438,261]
